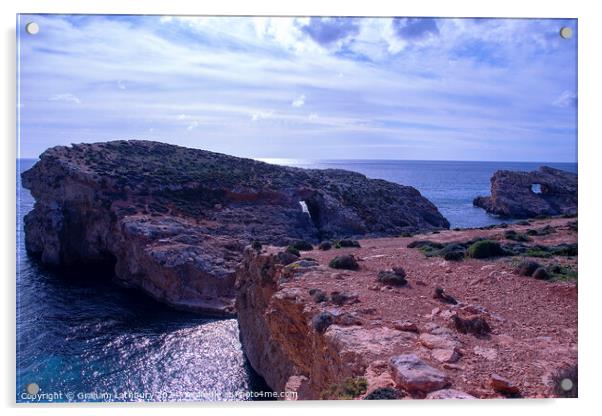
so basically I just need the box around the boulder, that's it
[490,374,521,396]
[474,166,577,218]
[426,389,476,399]
[389,354,450,393]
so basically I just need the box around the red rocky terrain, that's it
[236,217,577,400]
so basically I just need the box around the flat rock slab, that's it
[389,354,450,393]
[426,389,476,399]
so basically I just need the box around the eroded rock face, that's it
[22,140,448,315]
[235,247,419,399]
[473,166,577,218]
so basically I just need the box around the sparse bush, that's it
[290,240,313,251]
[334,239,361,249]
[532,267,551,280]
[516,260,541,276]
[320,377,368,400]
[363,387,402,400]
[329,255,359,270]
[438,243,466,261]
[251,240,262,251]
[377,268,407,286]
[312,312,334,334]
[547,264,578,281]
[309,288,328,303]
[467,240,506,259]
[504,230,532,242]
[285,246,300,257]
[318,241,332,251]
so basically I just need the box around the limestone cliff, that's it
[22,140,448,315]
[473,166,577,218]
[235,218,577,399]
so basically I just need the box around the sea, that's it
[16,158,577,402]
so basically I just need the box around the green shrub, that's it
[318,241,332,250]
[334,239,361,249]
[285,246,300,257]
[329,255,359,270]
[363,387,402,400]
[320,377,368,400]
[467,240,506,259]
[547,264,578,281]
[516,260,541,276]
[290,240,313,251]
[504,230,532,242]
[532,267,551,280]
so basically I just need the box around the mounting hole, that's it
[559,27,572,39]
[26,382,40,395]
[25,22,39,35]
[560,378,574,391]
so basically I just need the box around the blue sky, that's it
[18,15,577,162]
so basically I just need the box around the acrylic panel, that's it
[16,15,577,402]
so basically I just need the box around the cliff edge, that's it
[22,140,449,315]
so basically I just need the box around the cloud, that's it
[48,93,81,105]
[300,17,360,46]
[392,18,439,40]
[18,15,577,162]
[291,94,306,108]
[553,90,577,108]
[187,120,199,130]
[251,110,274,121]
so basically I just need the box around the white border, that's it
[2,1,600,415]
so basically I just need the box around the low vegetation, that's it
[329,255,359,270]
[320,377,368,400]
[467,240,506,259]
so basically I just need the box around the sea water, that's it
[16,158,576,402]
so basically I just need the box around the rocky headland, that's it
[473,166,577,218]
[22,140,448,316]
[22,141,577,400]
[236,217,577,399]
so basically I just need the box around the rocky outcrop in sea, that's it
[473,166,577,219]
[22,140,449,315]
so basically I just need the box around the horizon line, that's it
[17,156,578,165]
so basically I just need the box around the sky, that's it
[17,15,577,162]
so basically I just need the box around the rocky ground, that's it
[236,216,577,400]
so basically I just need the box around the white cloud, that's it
[187,120,199,130]
[48,93,81,105]
[251,110,274,121]
[19,15,577,162]
[553,90,577,108]
[291,94,306,108]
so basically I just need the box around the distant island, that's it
[22,140,577,399]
